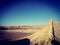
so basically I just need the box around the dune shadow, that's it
[0,38,30,45]
[51,40,60,45]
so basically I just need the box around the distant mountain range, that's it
[0,26,43,30]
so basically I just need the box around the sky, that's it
[0,0,60,26]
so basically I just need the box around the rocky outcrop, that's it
[27,20,60,45]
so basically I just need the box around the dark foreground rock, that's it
[51,39,60,45]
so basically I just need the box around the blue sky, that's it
[0,0,60,26]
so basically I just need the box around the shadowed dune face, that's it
[51,39,60,45]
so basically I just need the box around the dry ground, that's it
[0,29,39,41]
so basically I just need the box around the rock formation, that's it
[26,20,60,45]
